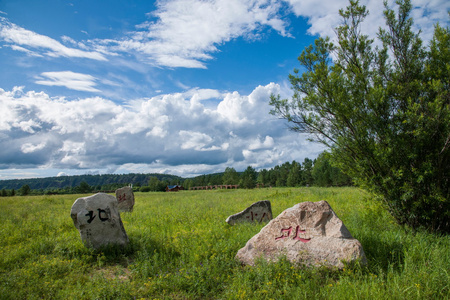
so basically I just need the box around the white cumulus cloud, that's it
[248,135,275,150]
[0,83,321,176]
[21,142,46,153]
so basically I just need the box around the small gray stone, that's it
[226,200,272,225]
[115,186,134,212]
[235,200,366,268]
[71,193,129,249]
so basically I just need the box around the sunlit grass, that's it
[0,188,448,299]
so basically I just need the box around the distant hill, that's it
[0,173,183,190]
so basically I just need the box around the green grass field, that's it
[0,187,448,299]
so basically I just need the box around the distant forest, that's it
[0,151,351,196]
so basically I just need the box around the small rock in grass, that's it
[236,200,366,268]
[71,193,129,249]
[226,200,272,225]
[115,186,134,212]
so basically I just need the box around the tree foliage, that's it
[18,184,31,196]
[286,161,302,187]
[312,152,352,187]
[147,176,167,192]
[270,0,449,233]
[222,167,240,185]
[76,181,92,194]
[240,166,257,189]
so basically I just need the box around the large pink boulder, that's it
[236,200,366,268]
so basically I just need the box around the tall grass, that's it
[0,188,448,299]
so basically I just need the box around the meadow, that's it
[0,187,448,299]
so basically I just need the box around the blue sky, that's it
[0,0,448,180]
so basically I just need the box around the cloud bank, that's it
[0,84,324,177]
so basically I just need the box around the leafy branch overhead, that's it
[270,0,450,233]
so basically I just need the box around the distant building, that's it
[166,185,184,192]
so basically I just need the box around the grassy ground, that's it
[0,187,448,299]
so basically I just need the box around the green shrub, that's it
[270,0,450,233]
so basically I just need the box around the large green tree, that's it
[148,176,166,192]
[240,166,257,189]
[222,167,240,185]
[270,0,449,233]
[312,151,352,187]
[77,181,92,194]
[301,158,314,186]
[287,161,302,187]
[18,184,31,196]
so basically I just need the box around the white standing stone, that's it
[115,186,135,212]
[226,200,272,225]
[71,193,129,249]
[236,200,366,268]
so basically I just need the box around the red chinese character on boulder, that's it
[275,225,310,243]
[292,226,310,243]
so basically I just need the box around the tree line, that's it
[0,173,181,196]
[116,150,351,192]
[177,151,351,191]
[0,151,351,195]
[0,173,182,190]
